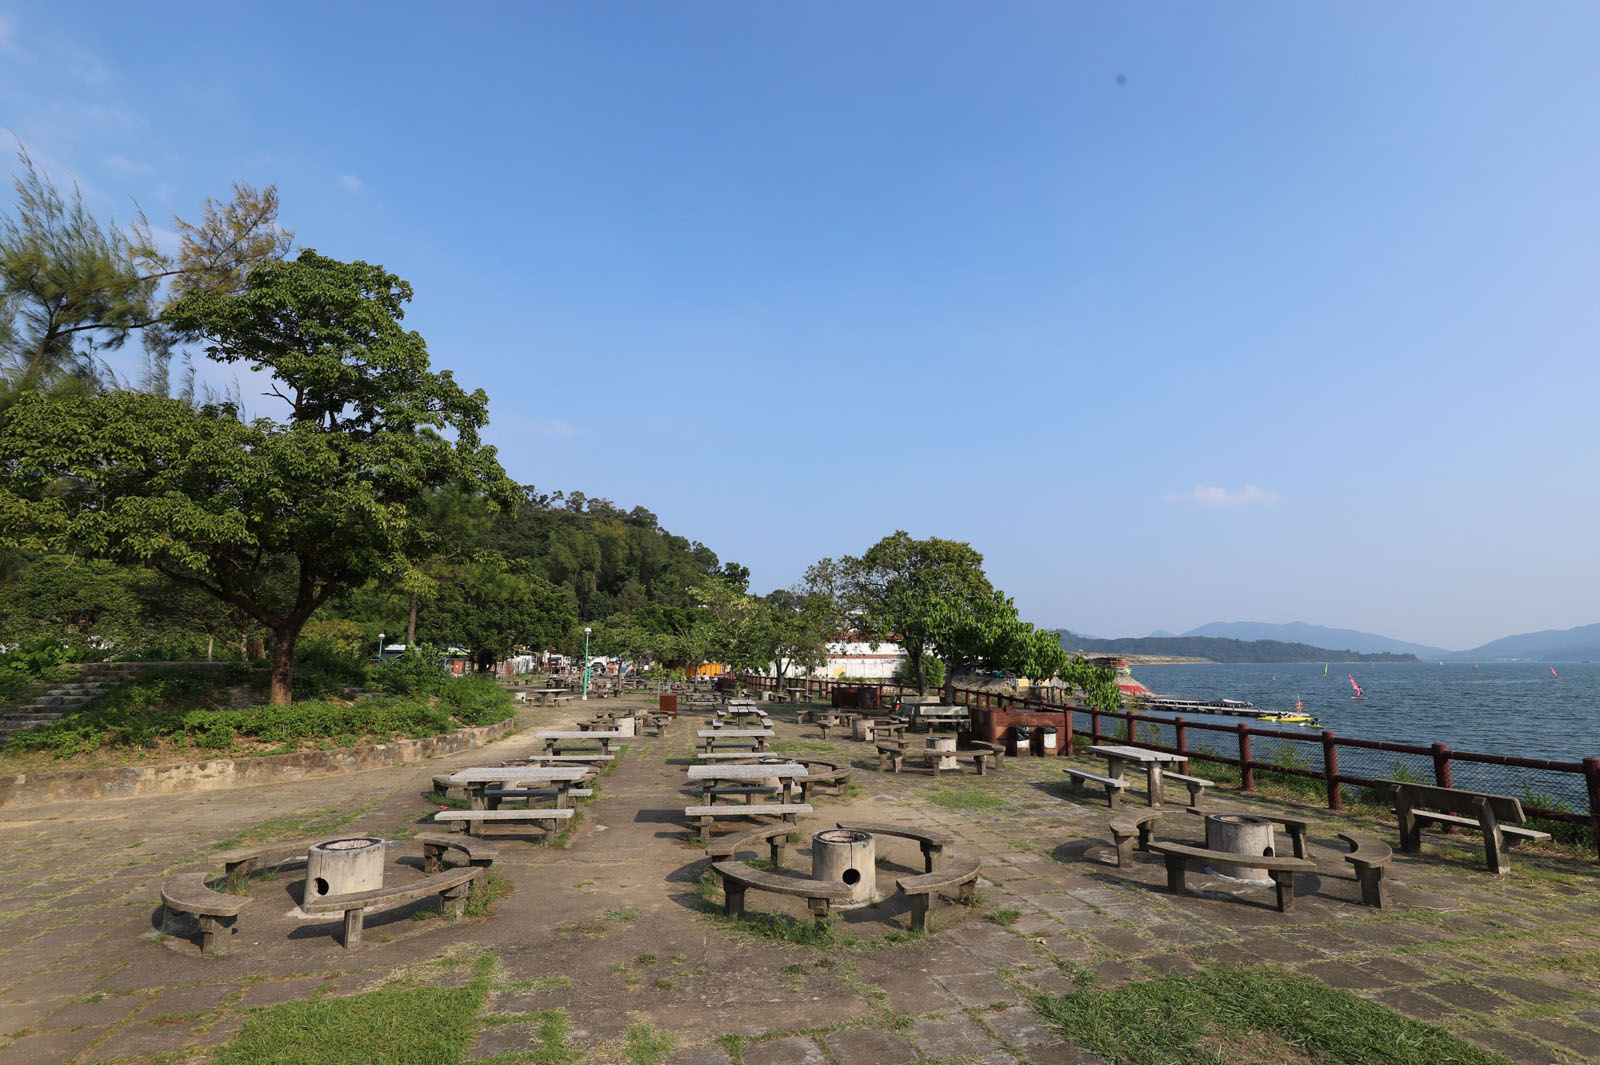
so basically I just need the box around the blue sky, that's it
[4,3,1599,650]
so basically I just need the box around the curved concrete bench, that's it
[710,861,850,925]
[1108,809,1164,868]
[302,866,483,949]
[898,852,982,932]
[416,832,498,874]
[1338,831,1393,909]
[214,832,376,891]
[704,824,799,867]
[795,759,853,800]
[836,821,954,873]
[1146,841,1317,913]
[159,872,251,956]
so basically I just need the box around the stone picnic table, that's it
[697,728,774,753]
[1085,744,1186,806]
[537,729,625,754]
[686,762,808,805]
[447,765,592,809]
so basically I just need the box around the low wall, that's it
[0,715,524,809]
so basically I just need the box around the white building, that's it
[770,638,908,680]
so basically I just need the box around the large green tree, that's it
[419,559,576,673]
[0,251,512,704]
[841,531,996,694]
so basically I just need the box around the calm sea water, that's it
[1134,662,1600,765]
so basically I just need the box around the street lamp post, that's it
[377,633,386,662]
[582,627,592,701]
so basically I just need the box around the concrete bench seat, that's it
[159,872,251,956]
[876,741,906,773]
[415,833,498,874]
[836,821,954,873]
[1108,809,1164,868]
[898,852,982,932]
[1381,779,1551,875]
[967,740,1005,771]
[684,803,812,843]
[1147,840,1318,913]
[433,807,575,839]
[710,860,850,924]
[1162,771,1215,809]
[214,833,377,891]
[1339,832,1393,908]
[302,866,483,949]
[704,824,798,866]
[1065,768,1130,809]
[509,753,615,763]
[483,787,594,801]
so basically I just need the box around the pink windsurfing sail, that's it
[1551,667,1559,678]
[1348,673,1364,699]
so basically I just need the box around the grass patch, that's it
[605,908,640,922]
[1032,964,1514,1065]
[211,955,494,1064]
[930,786,1007,812]
[213,806,364,850]
[621,1023,677,1065]
[464,869,509,918]
[502,975,573,992]
[987,908,1022,928]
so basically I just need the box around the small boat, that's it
[1263,712,1320,726]
[1348,673,1364,701]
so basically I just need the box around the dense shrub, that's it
[372,644,448,696]
[291,643,371,699]
[2,662,512,759]
[0,638,82,701]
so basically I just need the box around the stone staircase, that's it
[0,662,163,743]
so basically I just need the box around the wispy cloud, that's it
[0,13,19,52]
[337,173,362,193]
[1167,484,1280,507]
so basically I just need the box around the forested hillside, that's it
[1057,631,1417,664]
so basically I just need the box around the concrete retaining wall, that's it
[0,716,523,809]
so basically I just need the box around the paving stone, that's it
[1,966,106,1001]
[1373,986,1457,1019]
[143,982,241,1018]
[1010,913,1063,936]
[911,1016,1006,1059]
[741,1034,828,1065]
[664,1044,735,1065]
[468,1022,539,1058]
[1236,935,1320,964]
[1465,1028,1560,1064]
[1482,975,1574,1007]
[0,1026,102,1065]
[1362,957,1443,985]
[1021,1043,1113,1065]
[985,1005,1056,1046]
[39,991,151,1030]
[237,975,327,1009]
[1422,981,1510,1015]
[1016,967,1080,996]
[936,971,1014,1008]
[1086,928,1149,955]
[1518,1019,1600,1057]
[973,1053,1024,1065]
[1299,961,1393,992]
[1140,952,1200,977]
[821,1027,917,1065]
[79,1020,198,1062]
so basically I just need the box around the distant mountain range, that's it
[1179,621,1448,658]
[1073,619,1600,663]
[1056,631,1414,664]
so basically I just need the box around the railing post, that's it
[1322,731,1341,811]
[1126,704,1139,745]
[1431,742,1453,788]
[1584,757,1600,860]
[1091,709,1102,745]
[1063,707,1075,756]
[1237,723,1254,792]
[1174,716,1188,773]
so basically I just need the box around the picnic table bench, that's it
[1084,744,1187,806]
[711,861,850,924]
[1146,840,1318,913]
[1339,832,1393,908]
[698,728,773,752]
[898,852,982,931]
[448,766,592,810]
[302,865,484,949]
[1064,767,1130,808]
[1108,809,1164,868]
[1379,779,1550,874]
[159,872,251,955]
[537,730,624,754]
[433,806,576,838]
[704,824,798,867]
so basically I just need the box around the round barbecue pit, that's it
[1203,814,1275,881]
[306,837,385,899]
[812,828,877,908]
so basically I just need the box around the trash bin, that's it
[1035,725,1058,756]
[1010,725,1033,758]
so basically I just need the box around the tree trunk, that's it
[206,634,214,661]
[268,629,296,706]
[912,649,926,695]
[406,592,418,648]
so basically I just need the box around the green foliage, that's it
[1,664,510,758]
[419,558,576,672]
[372,644,447,696]
[1032,964,1512,1065]
[930,786,1008,812]
[894,654,944,689]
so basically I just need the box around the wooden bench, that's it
[711,861,851,924]
[898,852,982,932]
[1108,809,1164,869]
[433,807,575,838]
[685,803,812,843]
[1162,771,1215,809]
[302,866,483,949]
[1064,768,1130,809]
[836,821,954,873]
[704,824,798,867]
[416,833,498,874]
[876,741,906,773]
[159,872,251,956]
[1379,780,1551,875]
[795,760,853,800]
[1339,832,1392,909]
[1146,841,1318,913]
